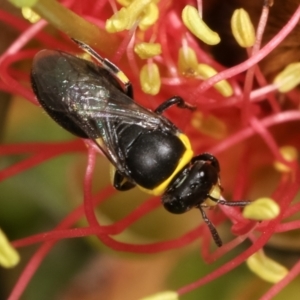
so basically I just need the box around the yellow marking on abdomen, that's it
[138,133,194,196]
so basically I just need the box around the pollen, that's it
[231,8,255,48]
[182,5,220,45]
[242,197,280,221]
[246,250,288,283]
[0,229,20,268]
[178,46,199,76]
[273,62,300,93]
[191,112,227,139]
[105,0,157,33]
[134,42,162,59]
[140,62,161,95]
[197,64,233,97]
[21,7,41,23]
[274,145,298,173]
[140,290,178,300]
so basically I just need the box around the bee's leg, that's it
[72,38,133,98]
[154,96,196,115]
[198,206,222,247]
[113,170,136,191]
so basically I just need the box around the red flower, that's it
[0,1,300,299]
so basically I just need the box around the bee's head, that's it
[162,159,221,214]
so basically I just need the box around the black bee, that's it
[31,40,250,246]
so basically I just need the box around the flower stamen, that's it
[0,229,20,268]
[243,197,280,221]
[231,8,255,48]
[197,64,233,97]
[140,61,161,95]
[177,46,198,77]
[182,5,220,45]
[134,42,161,59]
[138,2,159,31]
[106,0,158,32]
[274,145,298,173]
[273,62,300,93]
[191,112,227,140]
[21,7,40,23]
[246,250,288,283]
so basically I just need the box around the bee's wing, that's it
[74,88,163,173]
[31,50,164,174]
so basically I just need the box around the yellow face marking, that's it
[204,184,222,207]
[137,133,194,196]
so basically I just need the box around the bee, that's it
[31,40,250,246]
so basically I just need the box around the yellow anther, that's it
[21,7,40,23]
[134,42,161,59]
[178,46,198,76]
[231,8,255,48]
[106,0,152,33]
[273,62,300,93]
[139,2,159,31]
[197,64,233,97]
[0,230,20,268]
[274,145,298,173]
[243,197,280,221]
[105,7,131,33]
[191,111,227,139]
[8,0,38,7]
[140,62,161,95]
[140,291,178,300]
[246,250,288,283]
[123,0,153,19]
[182,5,220,45]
